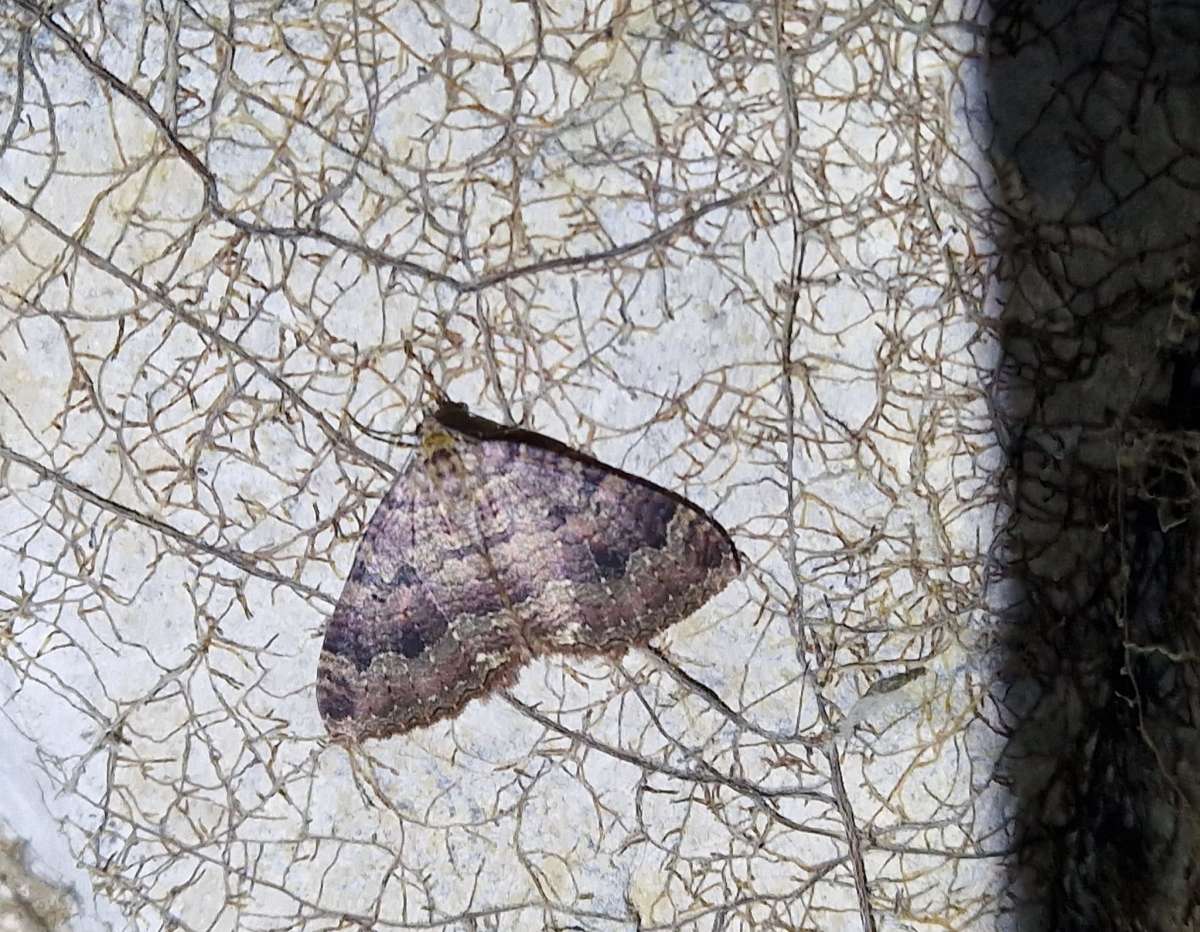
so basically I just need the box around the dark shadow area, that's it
[988,1,1200,928]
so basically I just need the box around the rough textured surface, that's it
[317,403,741,741]
[0,1,1011,929]
[0,828,74,932]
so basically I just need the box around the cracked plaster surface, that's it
[0,2,1010,930]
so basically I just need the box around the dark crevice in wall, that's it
[988,1,1200,928]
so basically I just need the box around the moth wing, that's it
[316,454,523,741]
[470,436,740,654]
[317,411,741,743]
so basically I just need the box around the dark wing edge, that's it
[435,402,742,577]
[316,457,527,743]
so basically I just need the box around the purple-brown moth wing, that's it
[316,404,740,742]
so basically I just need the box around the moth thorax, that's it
[419,426,468,489]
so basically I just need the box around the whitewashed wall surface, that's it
[15,0,1194,930]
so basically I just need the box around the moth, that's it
[316,402,741,741]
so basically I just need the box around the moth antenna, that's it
[347,412,420,448]
[404,338,452,416]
